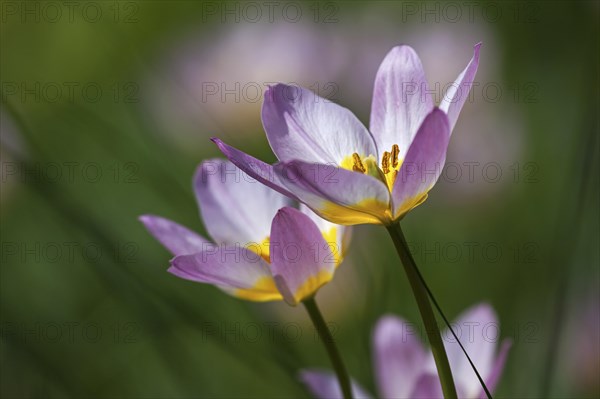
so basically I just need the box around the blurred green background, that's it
[1,1,598,397]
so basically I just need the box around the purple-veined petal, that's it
[139,215,210,256]
[214,138,390,225]
[169,247,281,302]
[411,373,444,399]
[391,108,450,220]
[299,203,352,266]
[262,83,377,164]
[440,43,482,133]
[270,207,336,305]
[275,160,391,225]
[299,370,372,399]
[477,339,512,399]
[370,45,434,162]
[194,158,291,247]
[373,315,427,398]
[212,137,299,200]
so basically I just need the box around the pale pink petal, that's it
[263,84,377,164]
[439,43,482,133]
[194,158,291,245]
[391,108,450,219]
[373,315,428,398]
[139,215,209,256]
[370,45,434,162]
[299,369,372,399]
[270,207,337,305]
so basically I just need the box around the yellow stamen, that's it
[341,149,401,192]
[381,144,402,191]
[382,151,391,174]
[391,144,400,168]
[352,153,366,173]
[342,153,384,181]
[333,143,429,223]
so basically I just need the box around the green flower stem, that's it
[386,222,458,399]
[303,297,353,399]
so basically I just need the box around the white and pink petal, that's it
[299,203,351,265]
[370,45,434,162]
[275,160,391,225]
[215,139,390,225]
[269,207,337,305]
[262,84,377,164]
[422,303,509,398]
[169,246,281,302]
[373,315,428,398]
[139,215,210,256]
[441,303,499,396]
[440,43,482,133]
[194,158,291,246]
[391,108,450,220]
[299,370,372,399]
[477,339,512,398]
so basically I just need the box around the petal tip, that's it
[211,137,228,153]
[264,85,274,102]
[376,313,402,325]
[473,301,495,315]
[501,337,514,349]
[211,138,235,158]
[275,206,298,218]
[373,314,412,346]
[168,255,191,273]
[264,83,288,103]
[391,44,416,54]
[463,302,499,326]
[168,256,179,268]
[138,214,164,228]
[166,263,178,275]
[383,44,421,65]
[473,42,482,58]
[138,214,155,231]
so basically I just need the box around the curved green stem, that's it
[386,222,458,399]
[303,297,353,399]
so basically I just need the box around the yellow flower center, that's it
[235,227,343,303]
[341,144,402,191]
[246,237,271,262]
